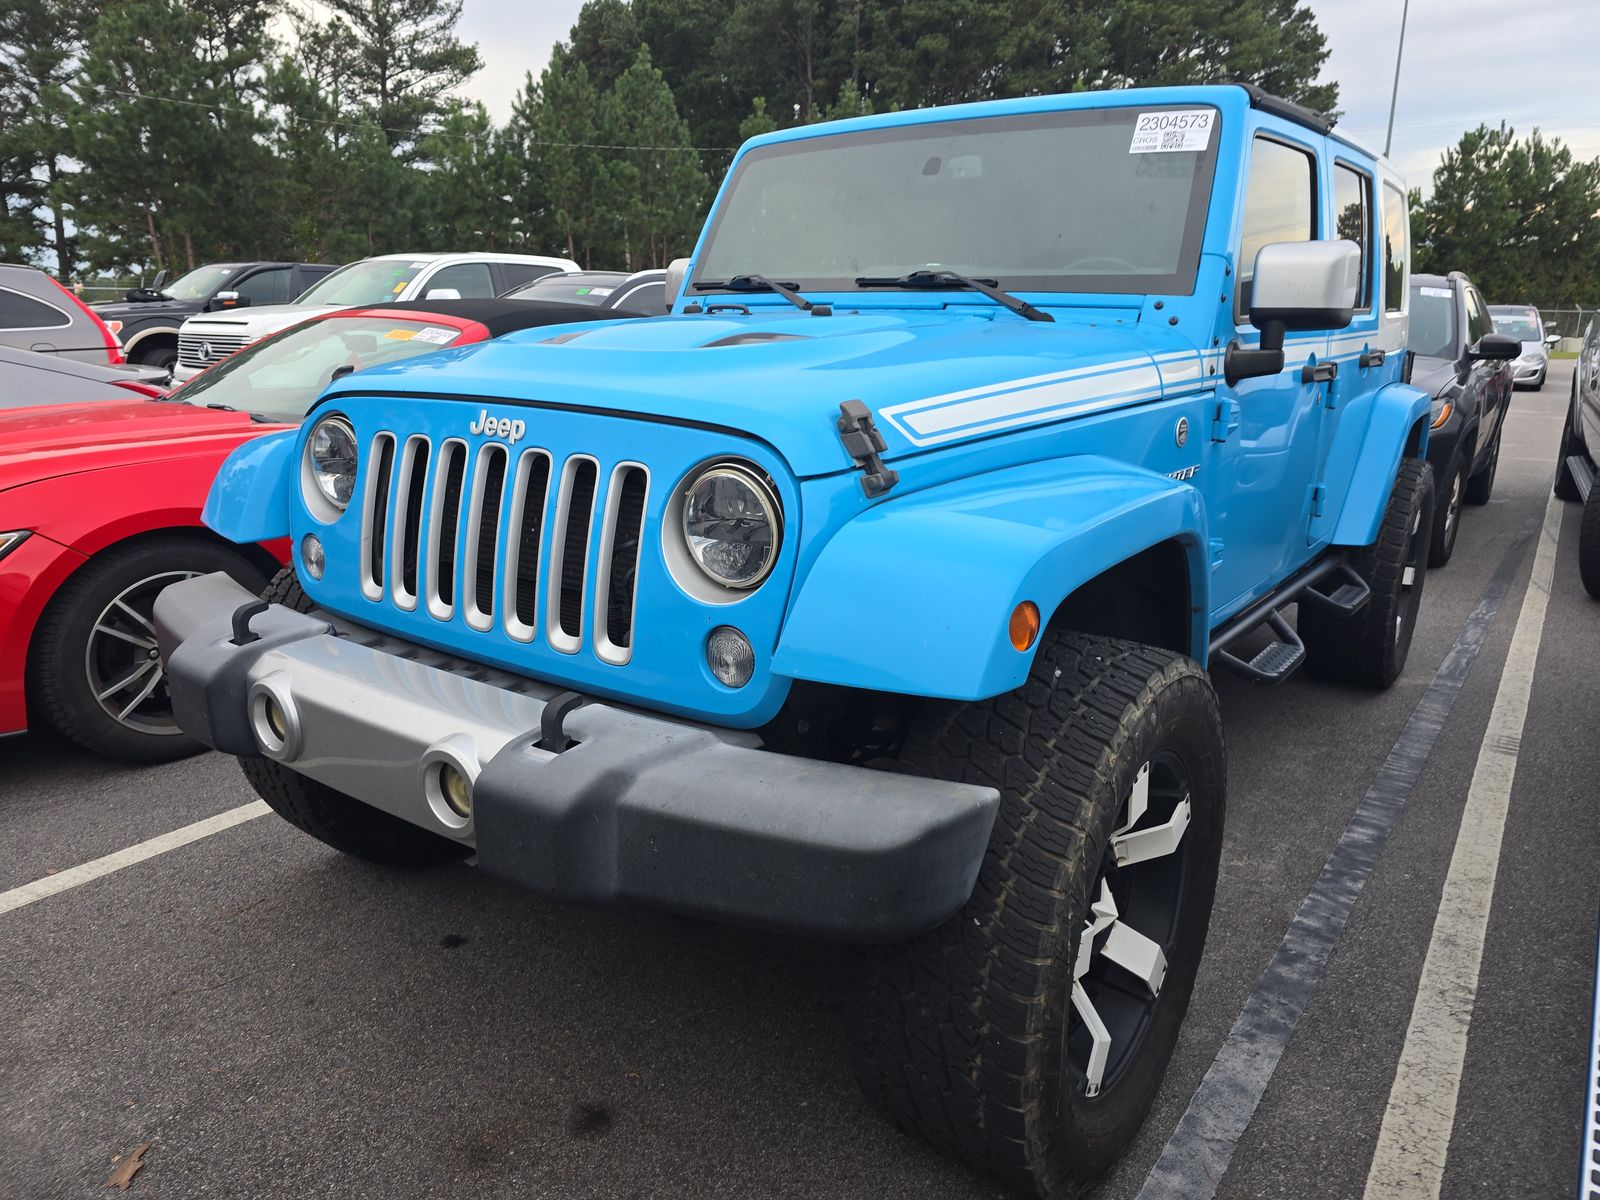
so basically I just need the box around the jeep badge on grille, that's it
[469,409,526,444]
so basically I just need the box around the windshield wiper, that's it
[854,270,1053,323]
[693,274,831,316]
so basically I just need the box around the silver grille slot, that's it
[545,456,599,655]
[423,439,468,621]
[387,436,431,612]
[593,463,650,666]
[359,434,396,601]
[502,449,553,643]
[461,443,509,632]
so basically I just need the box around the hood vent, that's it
[700,331,806,348]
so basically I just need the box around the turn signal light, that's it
[1009,601,1040,652]
[1431,401,1453,429]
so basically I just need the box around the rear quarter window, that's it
[0,287,71,330]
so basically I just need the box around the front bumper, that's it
[153,572,999,942]
[1513,359,1547,383]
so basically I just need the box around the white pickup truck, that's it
[171,251,579,381]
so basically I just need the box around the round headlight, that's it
[307,415,358,512]
[681,463,783,589]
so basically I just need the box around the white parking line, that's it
[0,800,270,917]
[1362,491,1563,1199]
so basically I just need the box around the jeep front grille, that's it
[360,435,649,662]
[177,331,251,368]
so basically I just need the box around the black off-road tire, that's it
[238,569,465,867]
[848,632,1226,1198]
[133,343,178,373]
[1580,485,1600,601]
[27,534,266,762]
[1464,430,1500,506]
[1428,449,1466,568]
[1555,374,1585,501]
[1302,456,1434,689]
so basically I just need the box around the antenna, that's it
[1385,0,1411,158]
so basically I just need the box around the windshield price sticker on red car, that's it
[411,326,457,345]
[1129,110,1214,154]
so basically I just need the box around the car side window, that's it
[423,262,496,298]
[1333,163,1373,311]
[1465,287,1492,346]
[1381,183,1408,314]
[1236,135,1317,319]
[496,263,562,292]
[233,268,295,305]
[0,286,70,330]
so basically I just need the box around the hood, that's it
[1410,356,1459,399]
[326,308,1205,477]
[181,303,335,336]
[0,401,279,495]
[1519,340,1548,357]
[93,297,199,319]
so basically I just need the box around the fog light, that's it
[437,762,472,818]
[302,533,325,580]
[707,626,755,688]
[263,695,289,743]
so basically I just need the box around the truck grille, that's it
[177,331,251,368]
[359,434,649,664]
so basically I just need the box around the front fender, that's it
[202,429,297,543]
[773,457,1208,700]
[1328,381,1432,547]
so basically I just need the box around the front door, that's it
[1205,129,1329,620]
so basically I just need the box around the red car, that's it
[0,299,617,760]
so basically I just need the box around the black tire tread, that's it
[1464,431,1498,506]
[1302,457,1433,688]
[1555,375,1584,501]
[1580,485,1600,600]
[848,633,1223,1198]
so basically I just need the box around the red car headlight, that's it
[0,531,29,562]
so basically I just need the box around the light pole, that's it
[1385,0,1411,158]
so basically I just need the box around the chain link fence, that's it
[1532,308,1597,352]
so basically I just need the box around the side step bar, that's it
[1210,555,1371,685]
[1569,454,1594,503]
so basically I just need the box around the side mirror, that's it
[1226,240,1361,384]
[151,268,169,291]
[1471,332,1521,361]
[1544,331,1562,347]
[206,290,248,311]
[664,257,690,311]
[424,287,461,300]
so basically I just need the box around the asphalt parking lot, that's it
[3,359,1596,1200]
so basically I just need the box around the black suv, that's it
[93,261,338,371]
[1407,271,1520,566]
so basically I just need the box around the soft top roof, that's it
[335,298,639,338]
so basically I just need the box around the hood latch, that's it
[837,399,899,498]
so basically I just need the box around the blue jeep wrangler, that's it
[154,84,1433,1195]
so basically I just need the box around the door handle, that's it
[1300,361,1337,384]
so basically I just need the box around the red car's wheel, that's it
[28,535,267,761]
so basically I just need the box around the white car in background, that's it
[171,252,579,381]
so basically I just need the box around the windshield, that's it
[295,259,428,306]
[162,264,241,301]
[173,315,469,421]
[507,276,623,305]
[694,105,1220,296]
[1408,285,1457,359]
[1492,314,1540,341]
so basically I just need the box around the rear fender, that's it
[202,429,297,544]
[773,456,1208,699]
[1327,381,1431,547]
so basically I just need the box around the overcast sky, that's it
[456,0,1600,193]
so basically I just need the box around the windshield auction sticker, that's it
[1129,110,1214,154]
